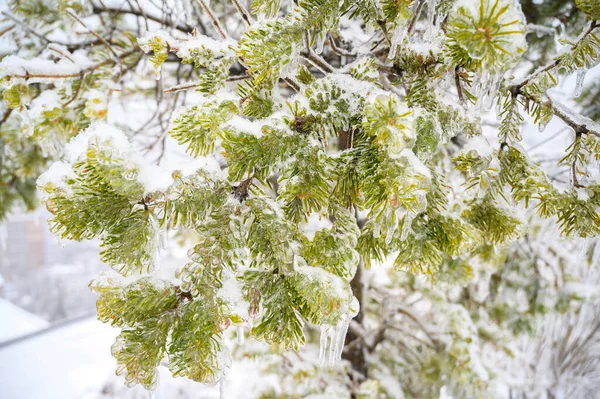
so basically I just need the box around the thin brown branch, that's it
[163,73,250,93]
[407,0,426,35]
[513,20,599,91]
[0,24,15,37]
[232,0,254,27]
[1,11,50,44]
[66,9,119,58]
[47,46,76,64]
[4,48,140,80]
[395,305,440,349]
[571,131,583,188]
[328,36,355,57]
[282,77,300,92]
[133,0,149,31]
[300,49,335,74]
[63,72,85,106]
[196,0,227,39]
[91,4,192,32]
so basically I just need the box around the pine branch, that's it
[571,131,583,188]
[512,20,599,91]
[521,92,600,138]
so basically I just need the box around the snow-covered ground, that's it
[0,311,271,399]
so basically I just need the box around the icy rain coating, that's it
[1,0,600,398]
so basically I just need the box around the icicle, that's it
[219,378,226,399]
[425,0,441,41]
[319,297,360,367]
[574,69,587,98]
[159,228,168,251]
[388,22,406,59]
[483,74,502,111]
[333,316,351,363]
[373,222,381,238]
[400,214,413,241]
[384,208,397,245]
[592,241,600,268]
[315,34,326,55]
[318,325,328,365]
[236,326,245,345]
[538,116,552,133]
[328,324,338,366]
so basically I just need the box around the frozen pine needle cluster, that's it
[2,0,600,398]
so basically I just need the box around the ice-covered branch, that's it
[231,0,254,27]
[301,32,335,74]
[512,20,599,91]
[90,4,194,33]
[195,0,227,39]
[65,9,118,58]
[1,49,140,81]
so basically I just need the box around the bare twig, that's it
[395,305,440,349]
[133,0,149,31]
[455,65,465,103]
[571,131,583,188]
[196,0,227,39]
[163,74,250,93]
[0,24,15,37]
[63,72,85,106]
[1,12,50,44]
[4,48,140,80]
[301,49,335,74]
[328,36,355,57]
[232,0,253,27]
[66,9,119,58]
[406,0,426,35]
[48,46,76,64]
[91,4,192,32]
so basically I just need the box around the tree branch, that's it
[231,0,254,27]
[512,20,599,92]
[4,48,140,80]
[195,0,227,40]
[406,0,426,35]
[66,9,119,58]
[91,4,193,33]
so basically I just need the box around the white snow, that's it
[0,299,49,344]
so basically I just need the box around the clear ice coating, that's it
[318,296,360,366]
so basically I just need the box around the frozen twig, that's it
[195,0,227,40]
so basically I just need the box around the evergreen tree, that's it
[1,0,600,397]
